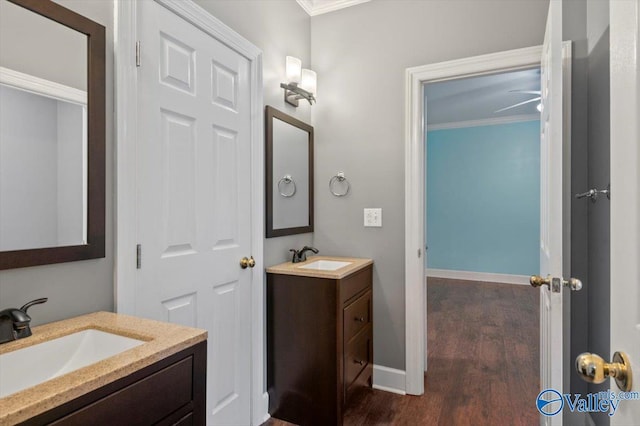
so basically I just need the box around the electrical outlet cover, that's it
[364,208,382,227]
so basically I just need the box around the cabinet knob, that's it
[355,316,366,323]
[354,360,364,366]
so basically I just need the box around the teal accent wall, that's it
[426,121,540,275]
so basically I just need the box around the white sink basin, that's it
[0,329,144,398]
[298,260,352,271]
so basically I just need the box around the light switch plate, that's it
[364,208,382,227]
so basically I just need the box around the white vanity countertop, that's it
[0,311,207,425]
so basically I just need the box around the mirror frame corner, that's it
[265,106,314,238]
[0,0,106,270]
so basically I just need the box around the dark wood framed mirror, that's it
[265,106,314,238]
[0,0,105,269]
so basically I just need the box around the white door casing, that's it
[610,0,640,424]
[115,1,266,424]
[404,45,542,395]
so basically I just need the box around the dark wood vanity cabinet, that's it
[20,341,206,426]
[267,265,373,426]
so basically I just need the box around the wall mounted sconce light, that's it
[280,56,316,107]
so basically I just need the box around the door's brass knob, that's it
[530,275,551,288]
[530,275,583,292]
[575,351,632,392]
[240,256,256,269]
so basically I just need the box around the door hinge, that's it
[135,41,141,67]
[136,244,142,269]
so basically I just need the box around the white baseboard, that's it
[426,268,530,285]
[372,365,406,395]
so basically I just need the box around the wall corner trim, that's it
[372,365,407,395]
[426,269,531,285]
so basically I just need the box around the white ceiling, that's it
[296,0,371,16]
[425,67,541,128]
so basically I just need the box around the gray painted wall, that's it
[0,0,114,326]
[193,0,314,268]
[564,0,591,403]
[311,0,549,370]
[564,4,611,426]
[586,2,610,425]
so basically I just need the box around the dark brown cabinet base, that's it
[20,341,207,426]
[267,265,373,426]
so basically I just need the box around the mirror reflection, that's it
[0,0,88,251]
[266,106,314,238]
[272,117,310,230]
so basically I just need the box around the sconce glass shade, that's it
[300,68,317,96]
[286,56,302,84]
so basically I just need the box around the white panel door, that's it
[136,1,252,424]
[610,0,640,424]
[538,1,566,425]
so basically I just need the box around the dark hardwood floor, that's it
[264,277,539,426]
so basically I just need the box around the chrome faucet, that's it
[0,298,48,344]
[290,246,319,263]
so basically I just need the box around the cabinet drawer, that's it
[344,291,371,343]
[344,328,371,388]
[340,266,372,305]
[51,356,193,425]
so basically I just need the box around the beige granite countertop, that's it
[266,256,373,279]
[0,311,207,425]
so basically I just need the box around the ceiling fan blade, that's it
[509,90,541,95]
[494,96,542,113]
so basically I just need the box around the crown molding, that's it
[296,0,371,16]
[0,66,87,105]
[427,113,540,132]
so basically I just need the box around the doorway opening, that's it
[422,68,542,423]
[404,45,543,396]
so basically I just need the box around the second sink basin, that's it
[298,260,352,271]
[0,329,145,398]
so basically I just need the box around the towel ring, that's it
[278,175,296,197]
[329,172,350,197]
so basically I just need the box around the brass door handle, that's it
[240,256,256,269]
[530,275,552,288]
[530,275,583,292]
[575,351,632,392]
